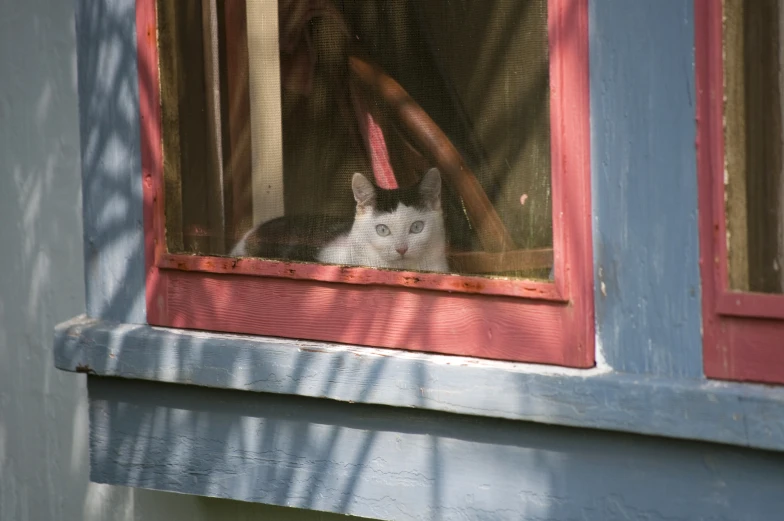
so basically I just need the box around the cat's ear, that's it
[419,167,442,208]
[352,173,376,208]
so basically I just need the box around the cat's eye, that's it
[409,221,424,234]
[375,224,391,237]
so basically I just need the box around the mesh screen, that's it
[724,0,784,294]
[161,0,553,279]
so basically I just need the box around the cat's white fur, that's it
[318,169,449,272]
[230,169,449,272]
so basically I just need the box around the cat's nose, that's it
[396,245,408,256]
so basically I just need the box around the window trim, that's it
[59,4,784,505]
[695,0,784,385]
[138,0,594,366]
[55,314,784,454]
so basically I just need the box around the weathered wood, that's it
[78,0,147,324]
[55,315,784,453]
[88,377,784,520]
[590,0,703,378]
[698,0,784,386]
[158,270,579,365]
[140,0,593,368]
[157,252,562,300]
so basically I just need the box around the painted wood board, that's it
[88,377,784,521]
[696,0,784,385]
[77,0,147,324]
[589,0,703,378]
[55,315,784,453]
[138,0,594,367]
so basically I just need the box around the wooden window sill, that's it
[54,314,784,453]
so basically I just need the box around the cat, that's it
[230,167,449,272]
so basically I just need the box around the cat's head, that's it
[351,168,446,265]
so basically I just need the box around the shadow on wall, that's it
[39,0,784,520]
[71,0,575,519]
[0,0,205,520]
[0,0,366,520]
[0,0,93,518]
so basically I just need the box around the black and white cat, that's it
[230,168,449,272]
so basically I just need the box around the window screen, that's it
[158,0,553,279]
[724,0,784,294]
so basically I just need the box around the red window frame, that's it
[137,0,594,366]
[695,0,784,385]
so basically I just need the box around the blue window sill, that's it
[53,314,784,453]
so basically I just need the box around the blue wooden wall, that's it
[77,0,147,325]
[591,0,703,378]
[55,1,784,520]
[89,378,784,521]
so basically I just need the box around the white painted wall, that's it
[0,1,359,519]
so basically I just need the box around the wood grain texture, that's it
[141,0,594,368]
[717,291,784,320]
[88,377,784,520]
[137,0,163,326]
[160,271,578,365]
[705,317,784,385]
[73,1,784,517]
[548,0,593,331]
[696,0,784,385]
[55,315,784,452]
[78,0,147,324]
[159,252,562,300]
[590,0,703,377]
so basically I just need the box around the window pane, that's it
[724,0,784,294]
[159,0,553,279]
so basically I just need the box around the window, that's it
[696,0,784,384]
[138,0,593,366]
